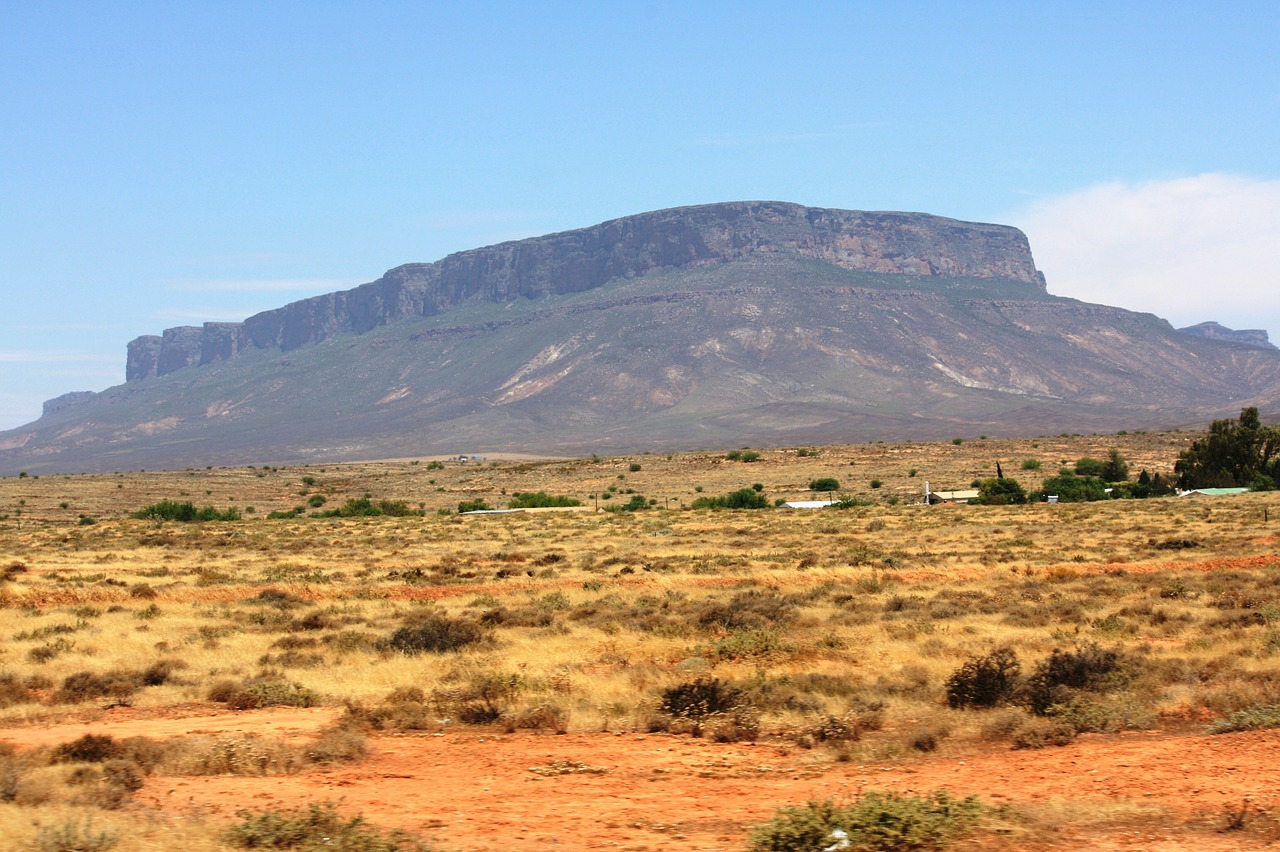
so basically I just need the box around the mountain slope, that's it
[3,202,1278,474]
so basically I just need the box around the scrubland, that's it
[1,431,1278,850]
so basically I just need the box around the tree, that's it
[1073,457,1106,477]
[1036,473,1108,503]
[808,477,840,492]
[973,477,1028,505]
[1102,449,1130,482]
[1175,407,1280,489]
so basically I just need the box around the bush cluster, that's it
[691,488,770,510]
[748,790,982,851]
[385,615,490,655]
[130,500,240,522]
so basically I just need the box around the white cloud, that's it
[1011,174,1280,339]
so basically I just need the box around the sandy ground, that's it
[3,708,1277,850]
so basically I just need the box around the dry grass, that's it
[1,431,1278,846]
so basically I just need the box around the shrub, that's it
[51,734,123,763]
[629,462,642,472]
[507,491,582,509]
[1036,473,1108,503]
[725,450,761,462]
[386,615,489,655]
[315,497,422,518]
[210,677,317,710]
[456,498,492,513]
[972,477,1028,505]
[130,500,240,521]
[946,648,1021,708]
[1024,642,1127,715]
[1208,704,1280,734]
[1011,718,1078,749]
[1020,459,1042,470]
[809,478,840,492]
[748,790,982,851]
[224,802,429,851]
[31,816,120,852]
[691,488,770,510]
[1073,457,1107,477]
[659,677,743,736]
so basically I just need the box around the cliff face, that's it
[1178,322,1276,350]
[124,201,1044,381]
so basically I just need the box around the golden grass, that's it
[1,432,1278,846]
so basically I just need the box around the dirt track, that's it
[5,709,1275,850]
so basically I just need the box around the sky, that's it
[3,2,1279,430]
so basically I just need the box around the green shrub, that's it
[748,790,982,851]
[809,478,840,492]
[386,616,489,655]
[224,802,429,850]
[691,488,770,510]
[946,648,1021,708]
[972,477,1028,505]
[1073,457,1107,477]
[456,498,492,513]
[130,500,240,522]
[1035,473,1108,503]
[1208,704,1280,733]
[315,497,421,518]
[507,491,582,509]
[725,450,761,462]
[1021,459,1042,470]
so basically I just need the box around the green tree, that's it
[809,477,840,492]
[973,477,1028,505]
[1101,449,1130,482]
[1037,473,1108,503]
[1175,407,1280,489]
[1073,457,1106,477]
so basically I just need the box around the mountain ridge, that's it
[4,201,1279,475]
[123,201,1044,381]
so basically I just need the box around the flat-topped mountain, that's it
[3,201,1278,474]
[123,202,1045,381]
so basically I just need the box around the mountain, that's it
[1177,321,1276,350]
[3,201,1279,475]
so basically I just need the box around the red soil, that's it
[4,709,1275,850]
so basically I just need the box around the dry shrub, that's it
[1011,719,1078,749]
[512,703,569,734]
[0,671,35,708]
[306,720,369,764]
[946,648,1021,708]
[160,735,308,776]
[51,734,123,763]
[386,615,490,655]
[207,676,317,710]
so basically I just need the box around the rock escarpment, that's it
[124,202,1044,380]
[1178,321,1275,350]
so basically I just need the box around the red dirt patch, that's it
[119,726,1279,850]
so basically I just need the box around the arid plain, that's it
[1,431,1278,850]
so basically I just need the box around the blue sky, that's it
[3,2,1279,430]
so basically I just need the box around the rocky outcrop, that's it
[41,391,96,417]
[123,201,1045,381]
[1178,322,1276,350]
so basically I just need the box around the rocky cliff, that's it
[124,201,1045,380]
[1177,321,1276,350]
